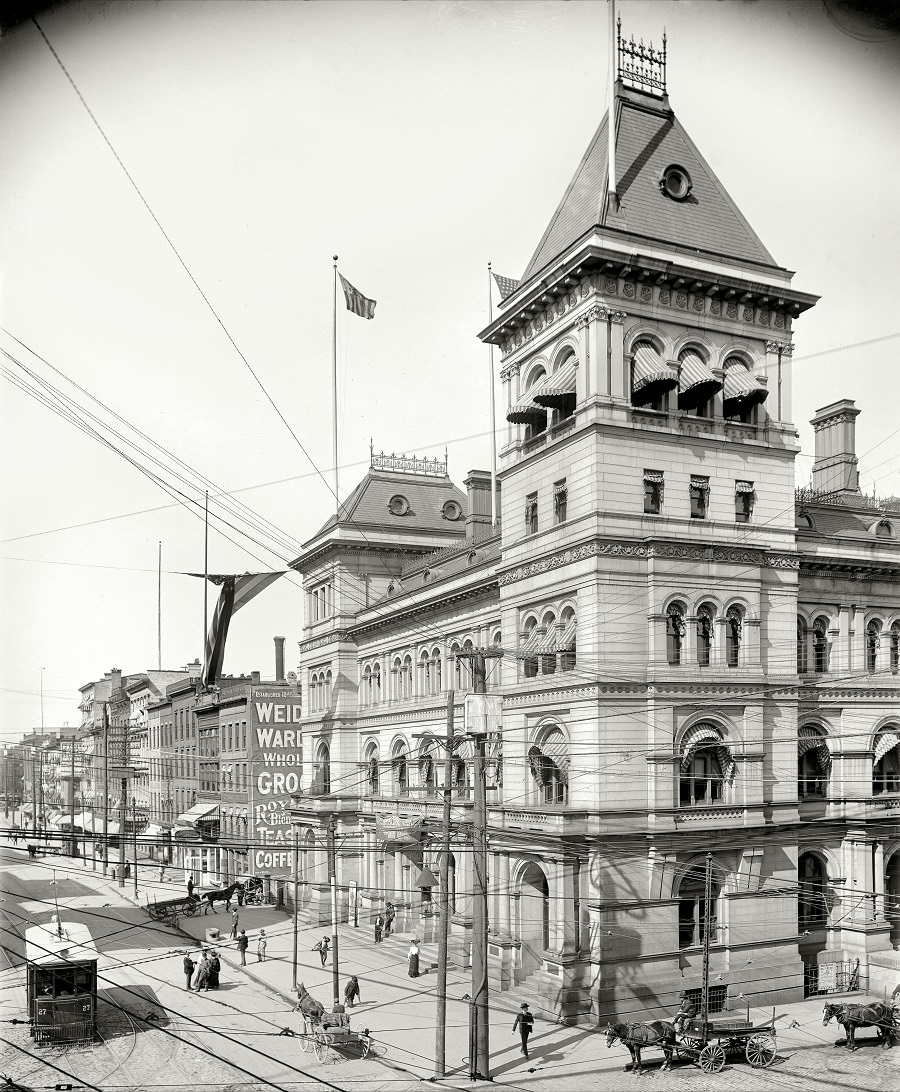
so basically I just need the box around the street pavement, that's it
[2,821,899,1091]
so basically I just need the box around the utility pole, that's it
[30,748,37,837]
[700,852,712,1043]
[102,703,110,877]
[133,797,139,896]
[118,775,127,887]
[292,827,299,993]
[434,689,455,1080]
[327,814,340,1006]
[69,733,77,857]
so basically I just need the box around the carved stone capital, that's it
[609,310,627,325]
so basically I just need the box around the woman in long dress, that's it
[407,939,420,978]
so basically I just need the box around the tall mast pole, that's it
[700,852,712,1041]
[102,702,109,877]
[434,689,455,1079]
[332,256,340,517]
[487,264,497,528]
[203,493,209,661]
[157,541,162,670]
[606,0,619,216]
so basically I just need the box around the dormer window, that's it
[388,495,410,516]
[876,520,893,538]
[442,500,462,521]
[659,163,692,201]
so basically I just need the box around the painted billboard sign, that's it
[248,687,302,877]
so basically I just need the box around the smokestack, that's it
[274,636,285,683]
[810,399,861,496]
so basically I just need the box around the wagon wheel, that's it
[300,1017,313,1053]
[677,1036,702,1060]
[359,1032,372,1059]
[699,1043,726,1073]
[182,900,199,917]
[745,1033,777,1068]
[314,1031,329,1063]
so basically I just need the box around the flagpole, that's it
[487,262,497,528]
[157,540,162,670]
[332,255,339,517]
[607,0,619,215]
[203,491,209,664]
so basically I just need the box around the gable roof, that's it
[521,88,777,284]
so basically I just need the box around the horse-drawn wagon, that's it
[146,892,200,926]
[294,983,373,1062]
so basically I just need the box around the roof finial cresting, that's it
[617,18,667,97]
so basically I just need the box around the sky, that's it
[1,0,898,743]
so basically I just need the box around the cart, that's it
[299,1010,373,1062]
[146,892,200,926]
[676,1009,778,1073]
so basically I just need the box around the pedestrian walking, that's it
[344,975,361,1008]
[183,954,196,991]
[513,1003,534,1058]
[158,865,166,883]
[257,930,267,963]
[230,907,239,939]
[373,914,383,944]
[208,952,221,989]
[407,939,420,978]
[313,936,330,966]
[384,902,395,937]
[236,929,248,966]
[187,876,195,899]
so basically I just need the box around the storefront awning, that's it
[176,800,219,826]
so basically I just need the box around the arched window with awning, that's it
[723,358,768,421]
[631,341,677,409]
[679,723,735,806]
[507,367,548,438]
[873,727,900,795]
[798,725,831,798]
[532,351,577,419]
[528,727,569,805]
[678,349,722,414]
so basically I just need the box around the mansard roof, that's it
[521,85,778,286]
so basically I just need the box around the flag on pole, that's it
[339,273,377,319]
[186,571,285,687]
[492,272,520,301]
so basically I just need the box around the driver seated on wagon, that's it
[324,1004,351,1029]
[673,995,697,1034]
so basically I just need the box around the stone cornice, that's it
[798,555,900,581]
[498,537,798,586]
[348,579,498,638]
[299,630,356,653]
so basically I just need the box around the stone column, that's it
[710,367,725,419]
[499,853,511,937]
[549,859,564,952]
[873,841,885,921]
[609,310,627,401]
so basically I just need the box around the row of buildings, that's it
[7,27,899,1026]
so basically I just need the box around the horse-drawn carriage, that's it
[146,892,200,926]
[294,983,373,1062]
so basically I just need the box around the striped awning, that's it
[558,616,577,651]
[678,352,723,410]
[452,736,475,761]
[521,626,543,655]
[798,726,832,775]
[528,730,570,783]
[507,395,548,426]
[874,730,900,766]
[632,344,678,405]
[724,366,768,415]
[680,723,735,780]
[532,359,577,408]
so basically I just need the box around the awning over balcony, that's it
[506,394,548,426]
[678,352,722,411]
[532,359,577,409]
[798,726,832,775]
[723,365,768,416]
[528,730,569,783]
[632,344,677,405]
[680,722,735,780]
[874,730,900,766]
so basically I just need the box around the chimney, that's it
[464,470,494,541]
[810,399,861,496]
[110,668,122,692]
[274,636,285,683]
[251,670,261,684]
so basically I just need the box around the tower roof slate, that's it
[521,88,778,285]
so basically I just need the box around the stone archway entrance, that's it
[518,863,549,979]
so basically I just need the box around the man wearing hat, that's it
[512,1002,534,1057]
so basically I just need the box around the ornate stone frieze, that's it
[726,302,737,319]
[659,289,671,306]
[300,630,355,653]
[499,359,520,380]
[640,285,652,302]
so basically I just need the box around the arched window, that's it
[798,853,828,931]
[528,727,569,805]
[314,742,331,796]
[892,622,900,675]
[559,608,576,672]
[797,619,807,675]
[696,605,714,667]
[458,640,474,689]
[541,611,557,675]
[521,620,538,679]
[631,339,675,411]
[392,743,408,797]
[666,603,686,666]
[402,655,413,699]
[873,728,900,795]
[419,651,430,695]
[365,747,380,796]
[432,648,442,693]
[813,617,829,674]
[391,657,403,701]
[876,520,893,537]
[522,366,548,442]
[324,670,333,707]
[866,621,881,674]
[798,725,831,798]
[419,741,436,797]
[725,607,742,668]
[678,864,722,948]
[310,672,319,712]
[362,665,372,707]
[372,662,381,702]
[679,724,734,807]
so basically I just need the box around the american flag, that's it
[492,272,520,301]
[339,273,377,319]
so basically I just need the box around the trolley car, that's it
[25,919,99,1044]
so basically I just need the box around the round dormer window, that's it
[659,164,692,201]
[388,495,409,516]
[442,500,462,521]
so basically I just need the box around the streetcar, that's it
[25,918,99,1044]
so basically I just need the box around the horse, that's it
[201,882,243,915]
[295,982,325,1025]
[823,1001,896,1051]
[606,1020,677,1073]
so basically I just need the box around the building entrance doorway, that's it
[518,863,549,978]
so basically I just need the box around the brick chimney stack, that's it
[274,636,286,683]
[810,399,861,496]
[464,470,495,541]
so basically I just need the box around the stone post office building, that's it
[289,46,900,1022]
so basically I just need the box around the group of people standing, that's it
[182,949,221,991]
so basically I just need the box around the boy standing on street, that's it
[236,930,249,966]
[257,930,267,962]
[513,1003,534,1058]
